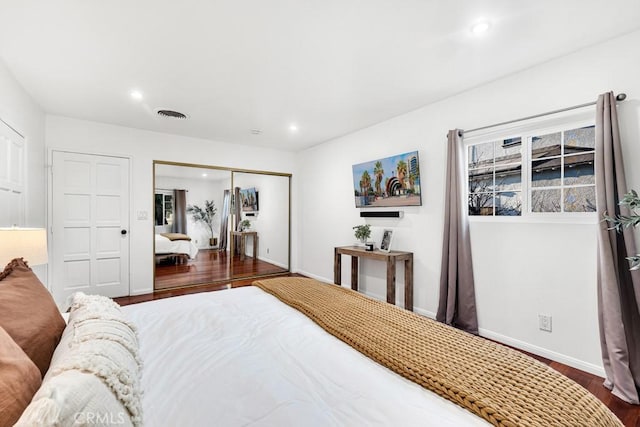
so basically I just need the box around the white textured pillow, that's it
[16,371,133,427]
[16,293,142,427]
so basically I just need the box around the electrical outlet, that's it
[538,314,552,332]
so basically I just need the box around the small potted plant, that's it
[239,219,252,231]
[353,224,371,244]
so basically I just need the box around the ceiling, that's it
[1,1,639,151]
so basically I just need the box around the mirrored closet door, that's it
[230,171,290,279]
[153,161,290,291]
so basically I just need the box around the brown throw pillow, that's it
[0,258,66,377]
[0,326,42,427]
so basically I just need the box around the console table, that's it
[334,246,414,311]
[231,231,258,261]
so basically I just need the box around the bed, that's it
[123,284,489,426]
[0,260,624,427]
[154,233,199,262]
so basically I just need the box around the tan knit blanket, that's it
[253,277,622,427]
[160,232,191,241]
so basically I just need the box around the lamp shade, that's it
[0,228,48,267]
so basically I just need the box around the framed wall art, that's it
[352,151,422,208]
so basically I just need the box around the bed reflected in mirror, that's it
[153,161,290,291]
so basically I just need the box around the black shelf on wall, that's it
[360,211,403,218]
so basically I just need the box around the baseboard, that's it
[295,270,332,284]
[478,328,605,377]
[413,307,436,319]
[129,288,153,296]
[257,256,288,270]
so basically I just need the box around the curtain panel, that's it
[437,129,478,335]
[171,190,187,234]
[233,187,242,254]
[595,91,640,404]
[219,190,231,251]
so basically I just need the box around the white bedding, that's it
[154,234,199,259]
[122,286,489,426]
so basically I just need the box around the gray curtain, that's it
[595,91,640,404]
[171,190,187,234]
[233,187,242,255]
[219,190,230,251]
[437,129,478,335]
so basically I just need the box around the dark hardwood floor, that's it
[115,272,303,306]
[154,248,288,290]
[115,277,640,426]
[512,349,639,426]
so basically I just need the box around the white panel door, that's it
[0,120,25,227]
[51,151,130,305]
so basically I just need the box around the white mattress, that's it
[122,286,489,426]
[154,234,199,259]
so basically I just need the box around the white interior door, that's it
[51,151,130,305]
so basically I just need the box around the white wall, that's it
[46,116,297,295]
[297,30,640,376]
[0,58,47,281]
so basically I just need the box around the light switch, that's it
[137,210,148,220]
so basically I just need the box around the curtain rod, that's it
[459,93,627,136]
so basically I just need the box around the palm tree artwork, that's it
[360,170,372,198]
[351,151,422,208]
[373,161,385,196]
[396,160,408,190]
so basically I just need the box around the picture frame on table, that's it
[380,229,393,253]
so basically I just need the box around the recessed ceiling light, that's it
[251,129,262,135]
[130,90,143,101]
[471,21,491,35]
[289,124,298,132]
[202,173,208,177]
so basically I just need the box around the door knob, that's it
[121,229,127,235]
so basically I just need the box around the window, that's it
[468,137,522,216]
[466,120,596,218]
[530,126,595,213]
[154,192,173,226]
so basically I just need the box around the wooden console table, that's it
[231,231,258,261]
[334,246,413,311]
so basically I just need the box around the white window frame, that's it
[155,190,174,226]
[464,111,598,224]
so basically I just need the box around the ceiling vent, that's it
[156,109,188,120]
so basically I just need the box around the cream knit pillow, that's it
[16,293,142,427]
